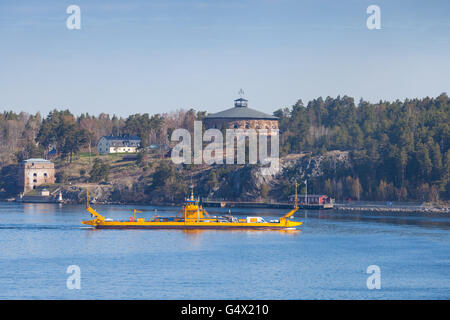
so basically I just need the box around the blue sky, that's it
[0,0,449,117]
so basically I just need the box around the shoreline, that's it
[1,198,448,213]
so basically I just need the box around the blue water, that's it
[0,202,449,299]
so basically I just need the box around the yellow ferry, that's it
[82,184,302,230]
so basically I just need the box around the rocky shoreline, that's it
[335,205,449,214]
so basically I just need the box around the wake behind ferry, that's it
[82,185,302,230]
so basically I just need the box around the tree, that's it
[15,141,44,162]
[89,158,110,183]
[351,177,362,200]
[37,110,88,162]
[429,185,440,202]
[151,161,176,188]
[61,126,89,163]
[430,142,443,181]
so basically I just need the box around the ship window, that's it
[33,179,37,183]
[33,173,37,177]
[44,173,47,177]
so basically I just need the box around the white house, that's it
[97,136,141,154]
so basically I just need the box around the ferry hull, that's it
[91,224,302,230]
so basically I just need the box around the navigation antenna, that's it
[238,88,244,98]
[86,182,89,209]
[294,180,298,209]
[189,175,194,201]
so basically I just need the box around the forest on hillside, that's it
[0,93,448,202]
[274,93,449,201]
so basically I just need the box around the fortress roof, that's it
[205,98,278,120]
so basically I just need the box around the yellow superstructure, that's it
[82,184,302,230]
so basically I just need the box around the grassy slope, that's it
[55,153,150,186]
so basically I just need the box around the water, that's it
[0,202,449,299]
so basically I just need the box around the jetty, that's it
[202,199,333,210]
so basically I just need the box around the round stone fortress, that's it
[203,98,279,135]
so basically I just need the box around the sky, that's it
[0,0,449,117]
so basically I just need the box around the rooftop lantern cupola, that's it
[234,88,248,107]
[234,98,248,108]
